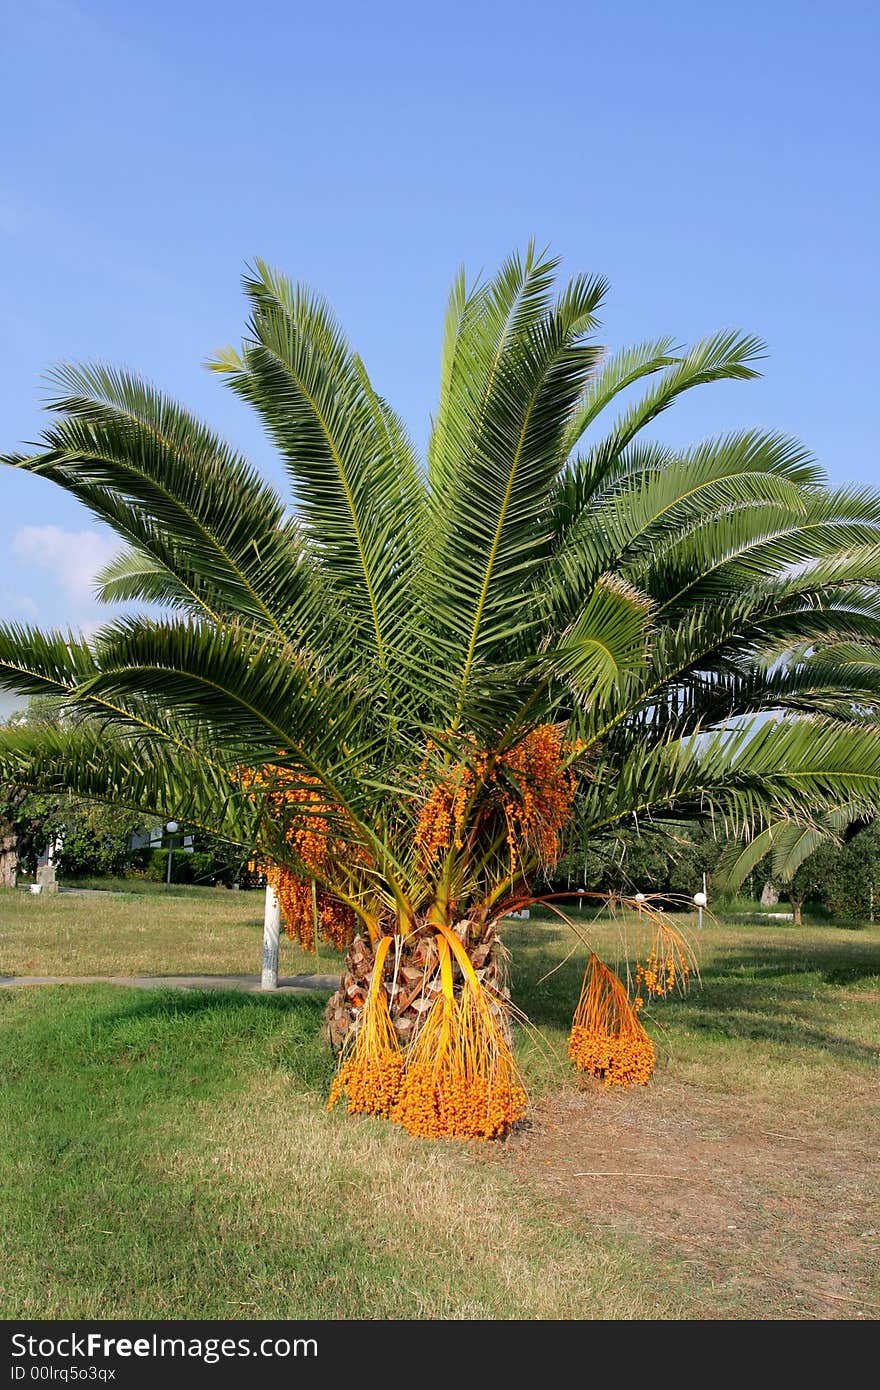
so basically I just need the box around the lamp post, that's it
[694,889,707,930]
[165,821,179,888]
[577,887,586,912]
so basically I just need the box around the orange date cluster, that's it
[568,951,656,1088]
[414,724,578,873]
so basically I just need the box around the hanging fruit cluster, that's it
[414,725,577,872]
[569,951,655,1087]
[393,984,527,1140]
[328,927,526,1140]
[634,917,693,1003]
[265,864,354,951]
[238,764,358,951]
[327,937,404,1116]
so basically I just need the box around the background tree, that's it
[818,821,880,922]
[551,825,705,900]
[0,788,58,887]
[1,697,153,884]
[50,801,156,879]
[1,701,64,886]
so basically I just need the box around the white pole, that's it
[261,884,281,990]
[694,889,707,931]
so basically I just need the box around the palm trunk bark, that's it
[325,921,508,1052]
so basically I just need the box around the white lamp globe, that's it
[166,820,179,835]
[693,890,708,907]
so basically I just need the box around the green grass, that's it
[0,885,341,977]
[507,913,880,1110]
[50,876,235,895]
[0,984,685,1319]
[0,892,877,1318]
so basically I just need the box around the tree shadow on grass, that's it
[0,985,337,1317]
[701,940,880,989]
[97,986,330,1017]
[3,984,336,1097]
[657,1005,880,1065]
[91,986,336,1091]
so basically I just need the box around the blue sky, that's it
[1,0,877,715]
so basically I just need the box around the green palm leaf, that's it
[210,261,427,704]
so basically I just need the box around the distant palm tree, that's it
[3,246,880,1132]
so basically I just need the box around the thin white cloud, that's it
[11,525,118,605]
[1,591,40,621]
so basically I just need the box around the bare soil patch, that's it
[493,1075,879,1319]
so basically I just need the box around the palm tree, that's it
[3,245,880,1135]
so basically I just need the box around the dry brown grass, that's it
[496,912,880,1318]
[178,1073,692,1319]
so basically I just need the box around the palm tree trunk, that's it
[325,921,508,1052]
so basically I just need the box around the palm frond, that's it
[423,248,608,714]
[546,575,653,703]
[544,430,820,627]
[560,335,678,457]
[555,330,770,508]
[575,718,880,847]
[713,802,867,892]
[5,364,310,639]
[0,722,260,844]
[209,261,427,702]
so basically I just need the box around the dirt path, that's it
[0,973,340,994]
[491,1079,879,1320]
